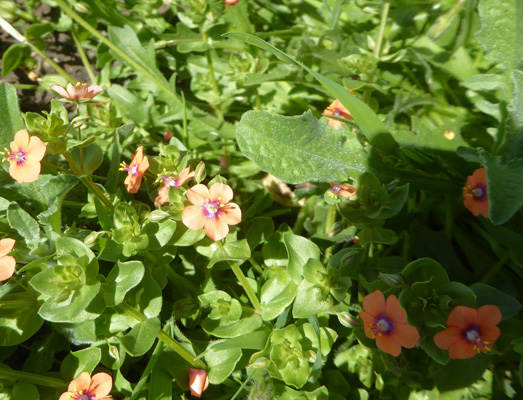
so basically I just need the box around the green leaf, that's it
[104,261,145,307]
[357,228,398,245]
[197,238,251,269]
[499,70,523,160]
[208,330,270,351]
[0,292,43,346]
[434,354,491,391]
[226,33,399,156]
[71,143,104,174]
[476,0,523,71]
[0,83,26,151]
[205,347,242,384]
[11,382,39,400]
[236,110,369,184]
[7,202,42,252]
[283,230,321,282]
[471,283,522,318]
[260,269,298,321]
[60,347,102,380]
[293,280,330,319]
[1,43,30,76]
[120,318,161,356]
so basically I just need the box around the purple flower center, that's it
[71,390,95,400]
[333,108,342,117]
[331,186,341,195]
[8,149,27,165]
[371,315,394,337]
[471,185,487,200]
[463,326,490,353]
[202,199,222,220]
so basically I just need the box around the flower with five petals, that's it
[182,183,241,241]
[1,130,46,183]
[359,290,420,356]
[0,239,16,282]
[462,168,489,218]
[188,369,209,398]
[120,146,150,193]
[58,372,112,400]
[434,305,501,359]
[50,82,104,101]
[155,167,195,207]
[323,99,353,129]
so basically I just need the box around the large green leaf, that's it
[0,83,25,152]
[226,32,400,156]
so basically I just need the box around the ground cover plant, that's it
[0,0,522,398]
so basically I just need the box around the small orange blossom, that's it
[155,167,195,207]
[120,146,149,193]
[51,82,104,101]
[0,238,16,282]
[58,372,112,400]
[328,183,356,199]
[463,168,489,218]
[182,183,241,241]
[434,305,501,359]
[359,290,420,357]
[1,129,46,183]
[324,99,353,129]
[188,369,209,398]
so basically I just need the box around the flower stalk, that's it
[229,261,262,313]
[0,368,66,389]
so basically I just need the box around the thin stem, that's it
[229,261,262,313]
[76,105,84,171]
[323,204,337,261]
[0,368,66,389]
[205,50,224,121]
[0,300,35,309]
[362,0,390,104]
[41,160,74,174]
[71,27,97,84]
[117,303,206,369]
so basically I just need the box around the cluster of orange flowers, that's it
[58,369,209,399]
[360,290,502,359]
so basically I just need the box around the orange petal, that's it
[479,325,500,346]
[209,183,234,203]
[220,203,242,225]
[448,341,476,359]
[124,174,141,193]
[13,129,30,150]
[90,372,112,398]
[155,185,169,207]
[362,290,386,319]
[87,85,104,98]
[327,118,342,130]
[0,238,15,257]
[376,334,402,357]
[187,184,210,206]
[182,205,206,231]
[477,305,502,327]
[204,218,229,241]
[189,369,209,398]
[177,167,194,185]
[0,256,16,281]
[385,294,407,324]
[392,323,420,349]
[433,327,462,350]
[138,155,149,174]
[359,311,377,339]
[68,372,91,392]
[50,84,70,99]
[26,135,46,162]
[10,161,41,183]
[447,306,477,329]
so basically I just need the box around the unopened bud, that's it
[71,115,90,128]
[250,357,271,369]
[194,161,206,183]
[73,3,89,13]
[84,231,102,247]
[379,272,404,287]
[337,312,361,328]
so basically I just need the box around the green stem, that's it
[71,27,97,84]
[62,152,115,211]
[205,49,224,121]
[480,253,510,283]
[362,0,390,104]
[117,303,206,369]
[0,368,66,389]
[0,300,36,309]
[323,205,337,260]
[229,261,262,313]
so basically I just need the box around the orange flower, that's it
[182,183,241,241]
[0,239,16,282]
[323,99,353,129]
[433,305,501,359]
[359,290,420,357]
[188,369,209,398]
[58,372,112,400]
[328,183,356,199]
[462,168,489,218]
[120,146,149,193]
[1,130,46,183]
[155,167,195,207]
[50,82,104,101]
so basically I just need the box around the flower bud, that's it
[188,369,209,398]
[378,272,404,287]
[194,161,206,184]
[337,311,361,328]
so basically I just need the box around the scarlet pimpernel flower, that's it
[328,183,356,199]
[188,369,209,398]
[59,372,113,400]
[182,183,241,241]
[120,146,149,193]
[462,168,489,218]
[359,290,420,357]
[0,239,16,282]
[51,82,104,101]
[1,129,46,183]
[323,99,353,129]
[155,167,195,207]
[433,305,501,359]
